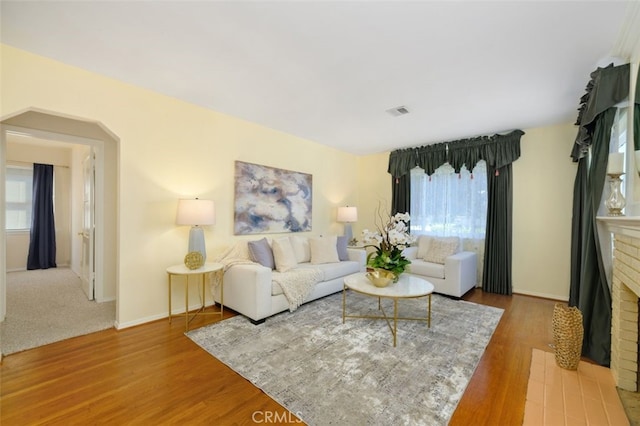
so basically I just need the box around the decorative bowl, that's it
[365,269,396,288]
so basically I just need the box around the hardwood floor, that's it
[1,290,558,425]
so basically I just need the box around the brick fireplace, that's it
[601,217,640,392]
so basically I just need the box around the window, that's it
[410,161,487,239]
[6,165,33,230]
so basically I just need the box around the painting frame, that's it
[234,161,312,235]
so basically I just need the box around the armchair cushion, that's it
[423,237,460,264]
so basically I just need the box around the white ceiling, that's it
[1,1,638,155]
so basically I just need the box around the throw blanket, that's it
[212,242,323,311]
[273,268,324,312]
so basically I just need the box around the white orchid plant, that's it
[362,211,416,276]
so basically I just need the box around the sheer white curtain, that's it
[410,161,487,280]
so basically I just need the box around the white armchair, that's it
[403,245,477,298]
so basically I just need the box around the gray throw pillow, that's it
[336,236,349,261]
[248,238,275,269]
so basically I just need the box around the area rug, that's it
[187,291,503,425]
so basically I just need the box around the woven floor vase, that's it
[552,303,584,370]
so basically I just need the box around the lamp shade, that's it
[337,206,358,223]
[176,199,216,226]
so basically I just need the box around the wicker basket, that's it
[552,303,584,370]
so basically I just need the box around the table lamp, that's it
[176,198,216,261]
[337,206,358,243]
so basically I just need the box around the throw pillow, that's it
[336,236,349,261]
[309,236,340,264]
[289,235,311,263]
[423,237,460,264]
[247,238,275,269]
[416,235,433,259]
[272,237,299,272]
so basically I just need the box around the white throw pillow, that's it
[272,237,299,272]
[416,235,433,259]
[309,236,340,264]
[289,235,311,263]
[423,237,460,264]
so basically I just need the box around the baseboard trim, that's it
[513,289,568,302]
[115,302,216,330]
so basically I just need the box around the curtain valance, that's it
[388,129,524,178]
[571,63,630,161]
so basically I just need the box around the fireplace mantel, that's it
[597,216,640,239]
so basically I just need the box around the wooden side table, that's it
[166,262,224,331]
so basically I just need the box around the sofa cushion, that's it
[289,235,311,263]
[408,259,446,279]
[297,260,360,281]
[272,237,298,272]
[336,236,349,261]
[248,238,275,269]
[309,236,340,264]
[423,237,460,264]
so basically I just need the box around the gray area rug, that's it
[187,291,503,425]
[1,268,115,355]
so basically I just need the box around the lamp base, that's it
[344,223,353,243]
[188,226,207,261]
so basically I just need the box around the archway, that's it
[0,108,119,330]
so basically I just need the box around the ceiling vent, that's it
[386,106,410,117]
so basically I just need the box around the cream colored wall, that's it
[1,44,359,327]
[5,139,73,270]
[512,123,576,300]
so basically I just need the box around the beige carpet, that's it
[0,268,115,356]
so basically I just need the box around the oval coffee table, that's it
[343,272,435,347]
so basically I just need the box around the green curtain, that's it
[569,63,630,366]
[388,130,524,294]
[482,162,513,295]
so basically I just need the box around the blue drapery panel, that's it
[27,163,57,270]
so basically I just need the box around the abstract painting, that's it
[234,161,312,235]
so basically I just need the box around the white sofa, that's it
[212,236,366,324]
[402,236,478,298]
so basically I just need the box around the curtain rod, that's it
[6,160,70,169]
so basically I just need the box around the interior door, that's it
[80,153,95,300]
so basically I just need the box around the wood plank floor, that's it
[1,290,557,425]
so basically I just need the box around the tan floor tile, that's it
[600,382,624,406]
[583,397,609,425]
[592,365,615,387]
[532,348,546,365]
[564,393,586,422]
[565,415,588,426]
[605,402,631,426]
[546,365,563,386]
[523,399,544,426]
[580,376,602,400]
[544,407,565,425]
[527,378,544,404]
[530,361,546,383]
[545,383,565,412]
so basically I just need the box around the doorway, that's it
[0,108,119,350]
